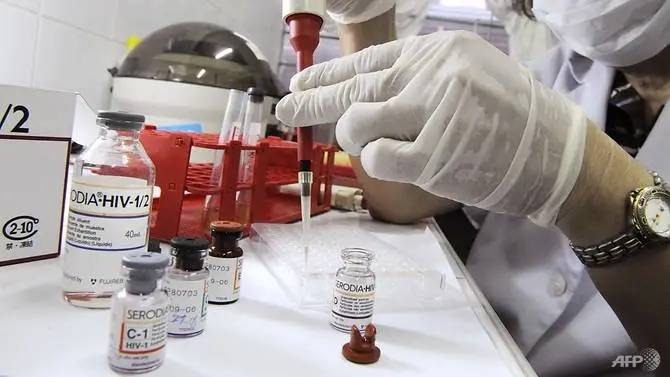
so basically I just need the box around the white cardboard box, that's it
[0,85,94,266]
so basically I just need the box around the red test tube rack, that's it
[139,127,335,241]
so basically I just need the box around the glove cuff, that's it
[527,81,587,226]
[471,69,587,226]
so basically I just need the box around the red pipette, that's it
[282,0,325,232]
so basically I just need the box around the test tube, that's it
[235,87,265,225]
[202,90,247,230]
[221,90,247,143]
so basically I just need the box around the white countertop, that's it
[0,211,535,377]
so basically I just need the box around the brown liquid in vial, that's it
[208,221,244,304]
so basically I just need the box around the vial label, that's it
[62,176,151,294]
[108,302,168,372]
[330,279,375,332]
[206,256,243,303]
[165,278,208,336]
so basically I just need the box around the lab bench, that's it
[0,211,536,377]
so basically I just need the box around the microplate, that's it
[248,221,449,311]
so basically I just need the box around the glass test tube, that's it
[202,90,247,231]
[235,87,265,225]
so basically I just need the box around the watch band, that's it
[570,232,643,267]
[569,170,665,267]
[651,170,664,186]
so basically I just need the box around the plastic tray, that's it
[248,221,449,311]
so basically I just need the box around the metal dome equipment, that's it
[111,22,284,162]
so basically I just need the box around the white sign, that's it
[0,85,92,266]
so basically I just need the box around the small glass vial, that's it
[330,248,376,333]
[166,237,209,337]
[207,221,244,304]
[108,252,169,374]
[62,111,155,308]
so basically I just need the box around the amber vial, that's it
[207,221,244,304]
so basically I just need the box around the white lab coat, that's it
[484,0,558,62]
[467,46,669,377]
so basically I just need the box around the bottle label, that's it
[165,278,208,336]
[330,279,375,332]
[108,301,168,372]
[206,256,243,303]
[62,176,151,294]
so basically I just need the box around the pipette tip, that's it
[301,195,311,232]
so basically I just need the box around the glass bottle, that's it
[207,221,244,304]
[166,237,209,337]
[62,111,155,308]
[330,248,376,333]
[108,252,169,374]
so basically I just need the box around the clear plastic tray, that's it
[248,221,449,311]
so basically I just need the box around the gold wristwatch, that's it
[570,171,670,267]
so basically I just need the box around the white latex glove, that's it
[326,0,395,24]
[276,31,588,226]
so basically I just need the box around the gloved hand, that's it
[276,31,588,226]
[326,0,396,24]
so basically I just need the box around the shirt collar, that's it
[566,50,595,85]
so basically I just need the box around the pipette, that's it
[282,0,326,235]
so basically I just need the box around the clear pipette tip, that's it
[301,195,311,234]
[299,172,312,273]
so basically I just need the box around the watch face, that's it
[643,196,670,237]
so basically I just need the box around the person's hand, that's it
[326,0,396,24]
[276,31,589,225]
